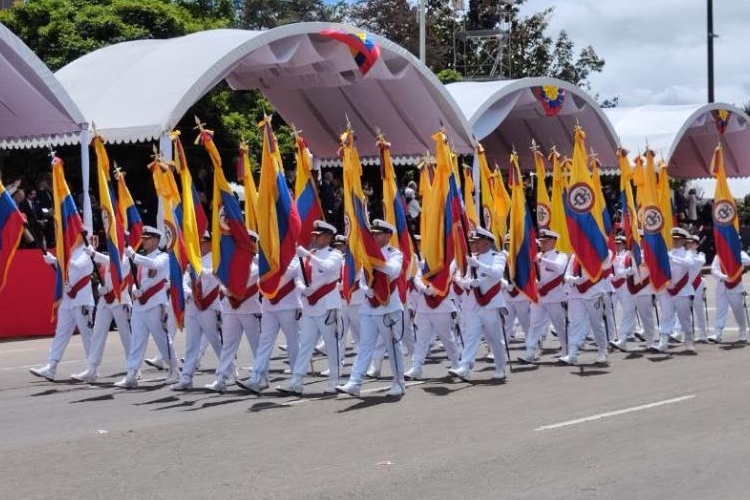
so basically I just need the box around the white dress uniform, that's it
[407,262,461,379]
[710,252,750,342]
[337,221,405,397]
[523,247,569,361]
[611,248,657,350]
[78,251,132,381]
[688,247,708,341]
[239,259,303,393]
[279,244,343,394]
[30,245,95,380]
[173,252,223,389]
[207,256,261,391]
[122,245,178,385]
[656,240,696,352]
[561,254,611,364]
[450,245,509,380]
[343,269,366,352]
[501,249,531,340]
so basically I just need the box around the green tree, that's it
[237,0,348,30]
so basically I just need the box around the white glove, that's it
[302,287,313,297]
[719,273,728,281]
[64,282,72,294]
[132,287,143,298]
[124,246,136,259]
[83,245,95,257]
[296,246,309,258]
[97,284,106,295]
[470,278,481,288]
[295,280,307,292]
[43,253,57,265]
[365,288,375,298]
[424,286,435,296]
[467,256,480,268]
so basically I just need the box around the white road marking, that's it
[535,394,696,431]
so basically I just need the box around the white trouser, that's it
[693,287,708,339]
[658,294,693,344]
[48,306,94,364]
[526,301,567,356]
[344,304,361,348]
[620,294,657,343]
[128,306,178,373]
[294,311,341,387]
[348,312,405,386]
[458,307,506,373]
[88,303,131,369]
[412,312,460,370]
[601,293,617,342]
[402,308,416,356]
[216,313,261,380]
[567,296,608,358]
[181,309,223,379]
[505,300,530,338]
[152,302,179,363]
[714,291,747,336]
[250,309,299,384]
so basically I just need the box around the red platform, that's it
[0,249,56,338]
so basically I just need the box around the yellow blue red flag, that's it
[52,155,84,309]
[172,131,207,274]
[711,143,743,284]
[549,149,572,254]
[533,148,551,230]
[294,131,324,248]
[508,152,538,302]
[639,150,671,291]
[237,142,259,232]
[115,169,143,250]
[618,150,641,266]
[0,177,25,293]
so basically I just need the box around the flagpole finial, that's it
[48,148,57,159]
[91,121,97,136]
[530,139,539,152]
[193,115,206,131]
[344,112,351,131]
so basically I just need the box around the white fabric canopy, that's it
[604,104,750,179]
[0,22,86,148]
[446,78,619,169]
[56,23,474,161]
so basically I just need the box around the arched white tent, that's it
[446,78,620,169]
[0,22,92,228]
[55,23,475,164]
[604,104,750,179]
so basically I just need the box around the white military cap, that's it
[142,226,164,239]
[333,234,347,244]
[469,227,496,243]
[671,227,690,239]
[614,234,627,244]
[537,228,560,240]
[371,219,396,233]
[312,220,337,234]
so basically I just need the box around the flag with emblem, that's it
[639,150,671,290]
[51,155,84,312]
[508,152,538,302]
[92,135,124,301]
[564,127,608,280]
[0,178,25,293]
[533,148,551,230]
[590,156,615,253]
[115,169,143,249]
[476,144,502,242]
[655,156,674,250]
[490,165,511,240]
[257,115,301,298]
[237,142,259,232]
[195,125,254,298]
[294,131,324,248]
[549,149,572,253]
[711,142,743,283]
[618,150,641,266]
[320,29,380,75]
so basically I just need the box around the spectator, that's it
[319,171,336,217]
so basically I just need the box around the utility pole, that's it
[419,0,426,63]
[707,0,715,103]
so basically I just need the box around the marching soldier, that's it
[687,234,708,342]
[277,220,343,395]
[72,246,133,383]
[519,229,569,363]
[448,227,508,382]
[205,230,261,392]
[117,226,179,388]
[653,227,696,353]
[337,219,405,397]
[30,238,95,381]
[709,240,750,343]
[172,231,223,390]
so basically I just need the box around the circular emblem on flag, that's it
[567,182,595,214]
[482,205,492,229]
[536,203,551,227]
[163,220,177,251]
[713,200,736,226]
[101,207,113,235]
[218,206,231,234]
[343,215,351,238]
[642,205,664,234]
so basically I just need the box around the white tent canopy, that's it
[0,22,86,149]
[604,104,750,179]
[446,78,620,169]
[56,23,475,164]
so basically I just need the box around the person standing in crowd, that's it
[337,219,405,398]
[30,237,95,381]
[709,238,750,343]
[116,226,179,388]
[278,220,343,395]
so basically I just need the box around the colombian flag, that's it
[195,127,254,298]
[257,116,301,298]
[655,156,674,250]
[92,135,124,301]
[294,132,324,248]
[0,178,25,293]
[173,131,207,274]
[508,153,538,302]
[549,149,572,254]
[711,143,743,282]
[463,164,479,231]
[563,127,608,280]
[115,169,143,250]
[591,157,615,253]
[237,142,259,232]
[448,151,470,276]
[379,135,413,302]
[618,150,642,266]
[639,150,671,291]
[476,144,501,242]
[341,127,389,304]
[52,156,84,308]
[490,165,511,240]
[533,149,551,230]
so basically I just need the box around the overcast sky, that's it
[520,0,749,108]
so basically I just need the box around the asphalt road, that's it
[2,294,750,500]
